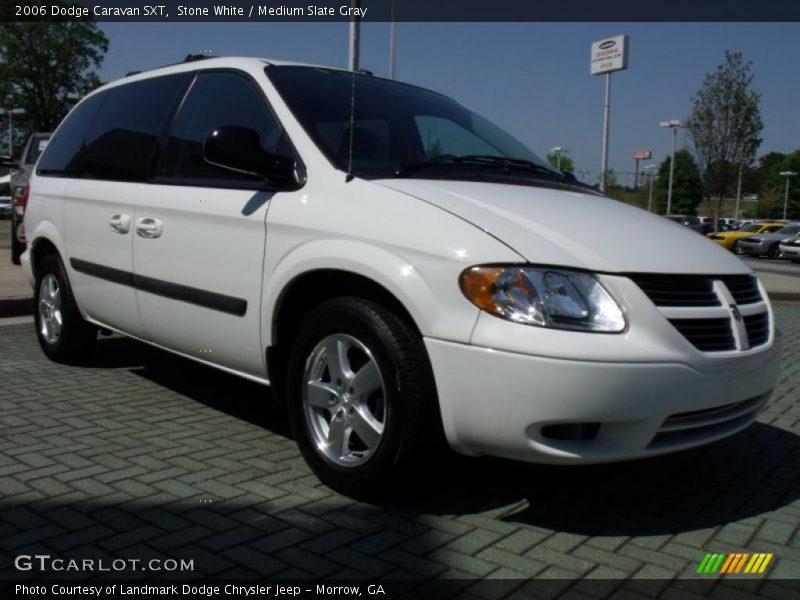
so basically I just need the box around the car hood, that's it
[375,179,750,274]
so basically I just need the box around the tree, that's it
[653,149,704,215]
[687,51,763,229]
[0,17,108,155]
[759,150,800,219]
[744,151,785,193]
[546,151,574,173]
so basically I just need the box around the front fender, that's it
[261,238,480,348]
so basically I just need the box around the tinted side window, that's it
[25,135,51,165]
[76,74,190,182]
[159,71,281,182]
[37,94,104,176]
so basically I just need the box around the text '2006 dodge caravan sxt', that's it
[21,57,781,494]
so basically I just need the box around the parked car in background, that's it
[9,132,51,264]
[738,224,800,259]
[665,214,704,233]
[708,222,787,252]
[0,196,12,218]
[779,236,800,263]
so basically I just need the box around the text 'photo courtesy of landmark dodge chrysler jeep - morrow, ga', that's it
[18,56,781,495]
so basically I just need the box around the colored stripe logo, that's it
[697,553,773,574]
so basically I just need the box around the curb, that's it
[0,296,33,318]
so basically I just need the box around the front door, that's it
[133,71,286,377]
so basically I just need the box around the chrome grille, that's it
[744,313,769,347]
[720,275,762,305]
[669,318,734,352]
[627,274,718,307]
[628,273,771,353]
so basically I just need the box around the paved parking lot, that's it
[1,306,800,594]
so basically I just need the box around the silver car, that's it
[779,235,800,263]
[738,224,800,259]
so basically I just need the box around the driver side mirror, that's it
[0,155,18,169]
[203,126,295,185]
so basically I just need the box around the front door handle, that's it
[109,213,131,234]
[135,217,163,239]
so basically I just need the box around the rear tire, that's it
[34,255,97,364]
[286,297,441,497]
[732,240,743,255]
[767,243,782,260]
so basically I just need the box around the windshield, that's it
[266,66,555,180]
[777,225,800,235]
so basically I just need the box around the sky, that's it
[98,21,800,185]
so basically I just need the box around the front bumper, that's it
[779,245,800,259]
[738,241,767,255]
[425,334,781,464]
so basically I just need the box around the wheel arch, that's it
[266,267,427,404]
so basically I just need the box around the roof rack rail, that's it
[184,53,215,63]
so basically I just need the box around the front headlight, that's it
[459,265,626,333]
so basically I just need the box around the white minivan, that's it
[21,57,781,494]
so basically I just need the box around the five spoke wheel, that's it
[303,334,387,467]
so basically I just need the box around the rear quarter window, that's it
[37,94,104,176]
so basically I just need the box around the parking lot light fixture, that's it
[779,171,798,220]
[550,146,570,171]
[660,120,681,215]
[643,164,657,212]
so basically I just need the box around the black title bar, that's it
[3,0,800,22]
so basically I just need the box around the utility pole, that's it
[660,119,681,214]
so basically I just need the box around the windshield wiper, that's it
[456,155,565,179]
[394,154,565,180]
[394,155,458,177]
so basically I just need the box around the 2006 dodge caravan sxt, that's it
[21,57,781,493]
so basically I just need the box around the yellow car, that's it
[707,222,787,252]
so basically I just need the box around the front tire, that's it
[286,297,440,496]
[34,255,97,364]
[732,240,743,255]
[767,243,782,260]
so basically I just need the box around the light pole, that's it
[0,108,25,158]
[779,171,798,220]
[734,162,744,219]
[659,120,681,215]
[389,0,397,79]
[643,164,657,212]
[550,146,570,171]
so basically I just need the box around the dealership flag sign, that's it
[591,35,629,75]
